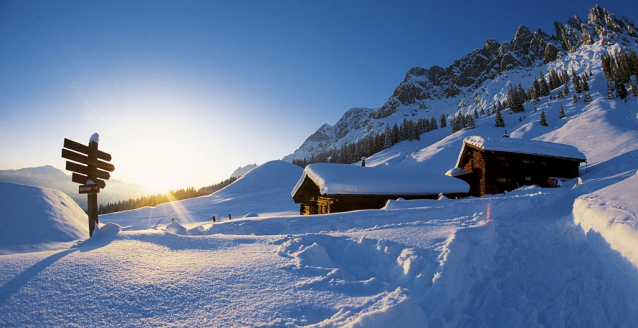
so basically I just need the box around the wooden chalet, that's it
[447,136,587,197]
[291,163,470,215]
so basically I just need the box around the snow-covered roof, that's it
[456,136,587,167]
[292,163,470,197]
[445,167,469,177]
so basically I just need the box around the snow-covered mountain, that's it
[230,163,258,178]
[284,5,638,162]
[0,165,151,209]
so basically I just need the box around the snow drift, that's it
[0,182,88,254]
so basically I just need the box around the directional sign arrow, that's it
[71,173,106,189]
[64,138,112,161]
[62,149,115,172]
[65,161,111,180]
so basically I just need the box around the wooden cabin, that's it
[447,136,587,197]
[291,163,470,215]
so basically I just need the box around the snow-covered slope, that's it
[97,160,303,230]
[0,182,88,254]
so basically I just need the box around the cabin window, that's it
[497,177,508,183]
[540,161,546,166]
[522,159,531,164]
[525,176,533,182]
[499,156,507,161]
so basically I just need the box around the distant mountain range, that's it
[0,165,151,209]
[283,5,638,162]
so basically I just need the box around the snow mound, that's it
[0,182,88,254]
[166,221,188,235]
[344,288,428,328]
[574,172,638,268]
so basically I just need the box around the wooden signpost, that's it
[62,134,114,237]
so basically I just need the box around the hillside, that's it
[284,5,638,163]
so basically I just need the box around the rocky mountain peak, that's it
[284,6,638,163]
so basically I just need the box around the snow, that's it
[0,182,88,255]
[461,135,587,163]
[292,163,470,197]
[89,133,99,144]
[445,167,468,177]
[2,40,638,327]
[574,172,638,268]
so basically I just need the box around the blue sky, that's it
[1,0,636,192]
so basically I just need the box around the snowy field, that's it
[2,42,638,326]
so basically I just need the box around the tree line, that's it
[98,176,238,215]
[292,115,445,167]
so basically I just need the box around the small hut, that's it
[447,136,587,197]
[291,163,470,215]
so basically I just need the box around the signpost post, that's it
[62,134,114,237]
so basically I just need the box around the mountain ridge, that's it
[283,5,637,163]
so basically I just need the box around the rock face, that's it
[284,6,638,162]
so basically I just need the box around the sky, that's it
[1,0,636,193]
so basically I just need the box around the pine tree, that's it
[495,110,505,127]
[518,83,528,101]
[507,83,525,113]
[449,116,458,133]
[440,114,447,128]
[465,114,476,130]
[383,124,392,149]
[630,80,638,97]
[572,70,582,93]
[539,75,550,96]
[559,104,565,118]
[573,94,578,103]
[563,83,569,95]
[540,109,548,126]
[391,123,399,145]
[607,81,614,99]
[582,78,590,92]
[430,116,438,130]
